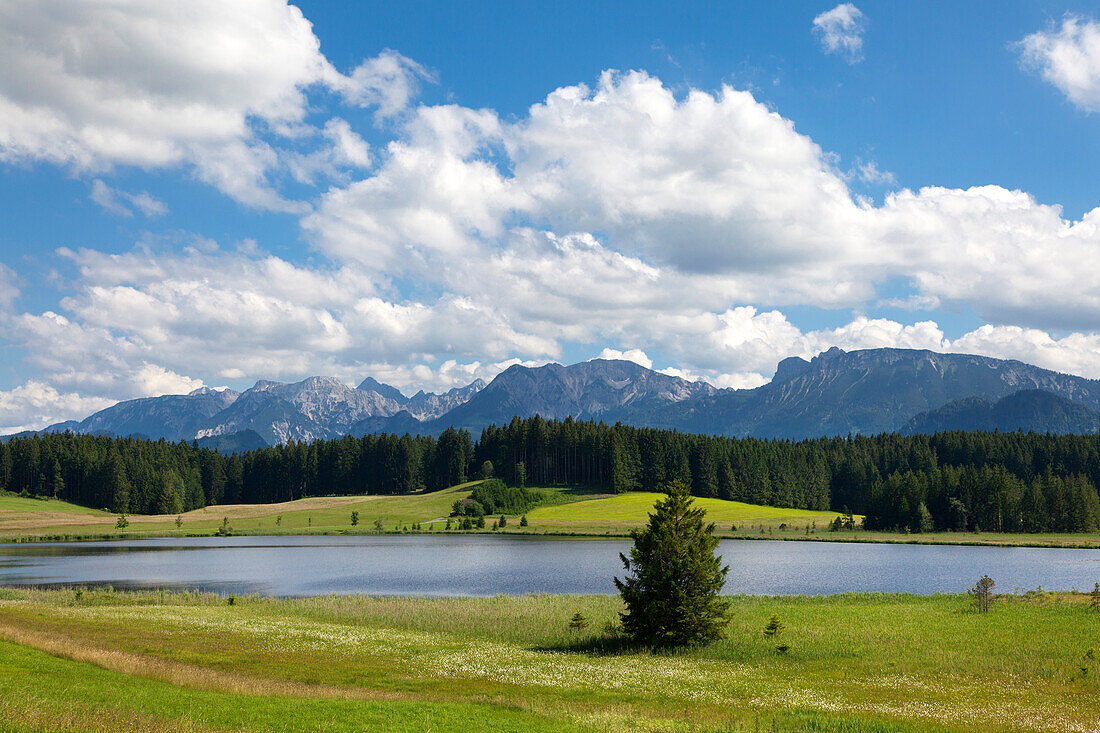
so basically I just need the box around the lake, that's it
[1,535,1098,597]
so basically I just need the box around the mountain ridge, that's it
[15,348,1100,445]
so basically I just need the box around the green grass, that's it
[0,639,585,733]
[1,587,1099,731]
[0,482,484,540]
[526,492,849,534]
[0,494,105,516]
[5,484,1100,549]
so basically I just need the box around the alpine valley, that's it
[13,348,1100,447]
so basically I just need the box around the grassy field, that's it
[1,587,1099,731]
[0,482,485,540]
[526,492,849,534]
[3,485,1100,548]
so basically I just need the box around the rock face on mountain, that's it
[356,376,407,404]
[23,349,1100,446]
[640,347,1100,439]
[901,390,1100,435]
[405,380,487,420]
[424,360,716,433]
[194,376,409,445]
[45,387,240,441]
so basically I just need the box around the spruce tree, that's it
[615,480,731,647]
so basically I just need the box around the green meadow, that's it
[4,483,1100,548]
[1,587,1099,732]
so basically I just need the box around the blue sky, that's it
[1,0,1099,431]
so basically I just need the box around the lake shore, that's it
[1,586,1098,732]
[5,525,1100,550]
[5,488,1100,548]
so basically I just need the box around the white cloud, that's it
[90,180,167,217]
[0,1,427,209]
[336,49,436,120]
[813,4,866,64]
[950,325,1100,380]
[0,380,115,434]
[596,348,653,369]
[308,70,1100,332]
[0,263,18,307]
[854,160,896,186]
[1019,16,1100,112]
[5,60,1100,425]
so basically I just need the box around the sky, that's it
[1,0,1100,432]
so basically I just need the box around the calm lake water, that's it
[1,535,1099,597]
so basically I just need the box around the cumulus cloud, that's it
[5,56,1100,426]
[336,49,437,120]
[89,180,167,217]
[307,70,1100,331]
[0,1,427,209]
[596,348,653,369]
[1019,16,1100,112]
[813,4,866,64]
[0,380,116,434]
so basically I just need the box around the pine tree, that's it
[49,459,64,499]
[0,442,11,491]
[615,480,731,647]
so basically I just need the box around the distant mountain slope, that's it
[356,377,407,403]
[46,387,240,441]
[902,390,1100,435]
[426,359,716,433]
[639,347,1100,439]
[17,348,1100,447]
[405,380,487,420]
[195,376,406,445]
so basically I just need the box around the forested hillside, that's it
[3,417,1099,533]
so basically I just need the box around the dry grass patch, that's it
[0,616,407,703]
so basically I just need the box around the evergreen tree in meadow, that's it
[615,480,731,647]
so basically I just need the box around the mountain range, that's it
[13,347,1100,447]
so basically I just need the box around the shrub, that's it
[969,575,996,613]
[519,515,528,527]
[569,612,590,631]
[467,480,545,515]
[175,515,183,528]
[373,518,385,532]
[498,514,507,528]
[1091,583,1100,612]
[764,614,785,637]
[615,480,731,648]
[829,512,856,532]
[215,517,233,537]
[350,511,359,526]
[115,515,129,529]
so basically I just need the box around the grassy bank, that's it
[3,485,1100,548]
[1,587,1099,731]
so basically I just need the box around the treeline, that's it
[0,428,473,515]
[474,418,1100,533]
[2,417,1100,533]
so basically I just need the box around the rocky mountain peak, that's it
[356,376,407,403]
